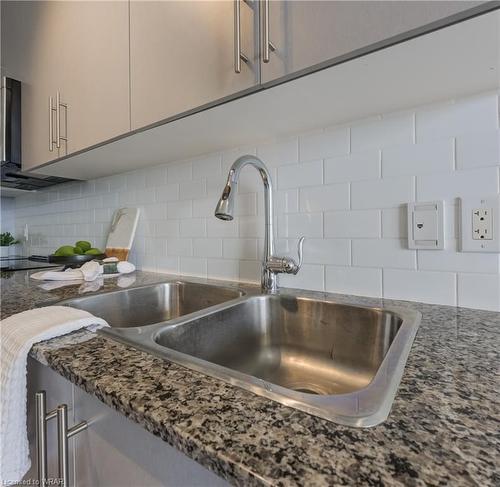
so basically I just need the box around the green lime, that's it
[84,248,103,256]
[75,240,91,252]
[54,245,76,257]
[73,246,84,255]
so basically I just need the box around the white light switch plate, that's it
[407,201,444,249]
[459,195,500,252]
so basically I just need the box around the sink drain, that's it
[293,387,320,395]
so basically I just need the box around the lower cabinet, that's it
[25,358,228,487]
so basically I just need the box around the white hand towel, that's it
[0,306,108,484]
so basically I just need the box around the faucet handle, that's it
[282,236,305,275]
[296,236,305,268]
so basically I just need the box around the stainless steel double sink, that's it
[58,280,421,427]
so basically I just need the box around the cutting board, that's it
[105,208,140,261]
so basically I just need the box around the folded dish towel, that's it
[0,306,108,484]
[31,260,136,282]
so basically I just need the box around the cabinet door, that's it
[73,386,228,487]
[55,1,130,159]
[1,1,61,170]
[261,0,484,83]
[130,0,259,130]
[25,358,75,485]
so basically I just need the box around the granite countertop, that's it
[1,270,499,486]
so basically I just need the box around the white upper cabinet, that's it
[260,1,486,83]
[1,1,62,170]
[0,1,129,171]
[130,0,259,130]
[55,1,130,159]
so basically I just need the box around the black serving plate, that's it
[48,253,106,268]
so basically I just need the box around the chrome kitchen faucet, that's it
[215,155,304,292]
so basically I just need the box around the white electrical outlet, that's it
[460,196,500,252]
[472,208,493,240]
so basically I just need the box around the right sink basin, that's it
[156,294,401,395]
[140,293,421,427]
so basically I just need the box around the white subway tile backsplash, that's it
[223,238,258,260]
[456,130,500,169]
[324,210,380,238]
[207,218,239,238]
[192,154,222,179]
[325,150,380,183]
[417,167,499,203]
[179,218,207,238]
[167,200,192,219]
[325,266,382,297]
[167,238,193,257]
[13,90,500,311]
[257,137,298,167]
[382,138,454,176]
[179,180,206,200]
[418,240,499,274]
[180,257,207,277]
[299,127,349,161]
[351,112,414,151]
[458,273,500,311]
[281,213,323,238]
[155,183,179,202]
[207,258,239,281]
[352,239,416,269]
[384,269,456,305]
[352,176,414,209]
[167,161,193,183]
[299,184,349,212]
[281,264,325,292]
[239,260,260,282]
[193,238,222,258]
[416,93,499,141]
[381,207,407,238]
[278,160,323,189]
[302,238,350,266]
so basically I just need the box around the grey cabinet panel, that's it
[73,385,229,487]
[56,1,130,159]
[261,1,486,83]
[25,358,75,484]
[1,1,62,170]
[0,1,129,170]
[130,0,259,130]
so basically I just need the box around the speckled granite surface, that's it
[1,269,499,486]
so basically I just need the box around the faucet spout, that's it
[215,155,303,292]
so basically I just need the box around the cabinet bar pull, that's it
[56,91,67,149]
[35,391,57,486]
[48,97,54,152]
[234,0,249,73]
[262,0,275,63]
[57,403,87,487]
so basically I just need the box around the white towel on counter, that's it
[0,306,108,484]
[31,260,136,282]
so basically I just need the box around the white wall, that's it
[1,196,16,235]
[13,91,500,311]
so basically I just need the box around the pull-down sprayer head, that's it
[214,171,237,221]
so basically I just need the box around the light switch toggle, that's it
[407,201,444,250]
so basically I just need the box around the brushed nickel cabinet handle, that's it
[57,404,87,487]
[35,391,57,486]
[262,0,276,63]
[35,391,87,487]
[48,97,54,152]
[56,91,67,149]
[234,0,249,73]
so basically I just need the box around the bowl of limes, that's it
[49,241,106,267]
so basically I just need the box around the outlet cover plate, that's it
[407,200,444,250]
[460,195,500,252]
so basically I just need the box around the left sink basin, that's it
[58,281,245,327]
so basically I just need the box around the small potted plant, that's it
[0,232,19,258]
